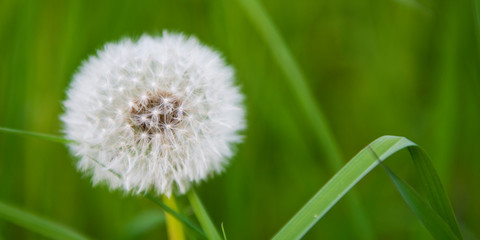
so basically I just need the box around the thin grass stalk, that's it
[232,0,373,238]
[471,0,480,109]
[0,127,74,144]
[429,0,460,184]
[187,190,222,240]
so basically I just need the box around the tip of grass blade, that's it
[221,222,228,240]
[272,136,462,240]
[380,164,461,240]
[0,127,74,144]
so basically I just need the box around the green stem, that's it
[187,190,222,240]
[162,195,185,240]
[145,193,206,239]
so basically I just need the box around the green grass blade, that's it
[233,0,342,169]
[221,222,227,240]
[233,0,373,238]
[0,127,74,144]
[273,135,462,240]
[407,147,463,238]
[144,193,206,239]
[187,190,222,240]
[0,201,89,240]
[380,164,459,240]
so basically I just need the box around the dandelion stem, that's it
[162,195,185,240]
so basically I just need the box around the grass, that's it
[0,201,88,240]
[0,130,463,239]
[234,0,373,238]
[1,0,479,239]
[273,136,462,239]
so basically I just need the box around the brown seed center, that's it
[129,91,183,134]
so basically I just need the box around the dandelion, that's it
[61,32,246,196]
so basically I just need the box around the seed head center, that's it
[129,91,183,134]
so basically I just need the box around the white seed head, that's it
[61,32,246,196]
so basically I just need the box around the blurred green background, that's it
[1,0,479,239]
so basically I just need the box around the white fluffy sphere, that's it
[61,32,245,196]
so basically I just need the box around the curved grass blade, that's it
[0,127,74,144]
[233,0,373,238]
[380,164,459,240]
[273,136,462,240]
[0,201,89,240]
[233,0,342,172]
[187,190,222,240]
[221,222,227,240]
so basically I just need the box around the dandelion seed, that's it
[61,32,246,196]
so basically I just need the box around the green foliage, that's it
[0,201,88,240]
[187,190,222,240]
[145,193,206,239]
[0,0,479,239]
[273,136,462,239]
[235,0,372,237]
[382,165,460,240]
[0,130,462,240]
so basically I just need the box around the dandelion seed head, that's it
[61,32,246,196]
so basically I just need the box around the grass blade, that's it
[0,127,74,144]
[0,201,89,240]
[407,147,462,238]
[233,0,342,170]
[380,164,459,240]
[221,222,227,240]
[273,135,462,240]
[233,0,373,238]
[187,190,222,240]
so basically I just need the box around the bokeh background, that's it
[1,0,479,239]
